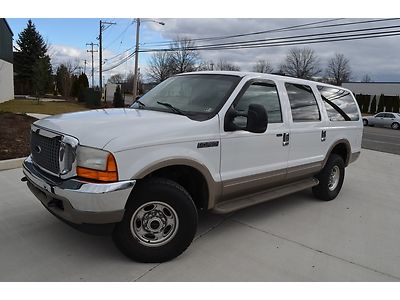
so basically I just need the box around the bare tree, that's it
[198,60,215,71]
[279,47,321,79]
[361,74,373,83]
[146,51,174,83]
[325,53,351,86]
[253,59,274,73]
[170,38,200,74]
[216,58,241,71]
[107,74,124,84]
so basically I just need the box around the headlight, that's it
[76,146,118,182]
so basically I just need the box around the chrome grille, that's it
[31,131,61,174]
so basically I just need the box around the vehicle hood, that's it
[34,108,218,151]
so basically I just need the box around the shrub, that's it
[393,96,400,113]
[377,94,385,113]
[113,85,124,108]
[369,95,377,114]
[84,87,101,108]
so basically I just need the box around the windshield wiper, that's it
[156,101,188,117]
[134,99,146,107]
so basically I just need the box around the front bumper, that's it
[22,156,135,225]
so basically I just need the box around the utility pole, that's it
[132,18,140,100]
[99,20,116,100]
[132,19,164,99]
[86,42,98,88]
[84,59,87,74]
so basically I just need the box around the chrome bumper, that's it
[22,156,135,224]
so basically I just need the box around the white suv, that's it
[22,71,363,262]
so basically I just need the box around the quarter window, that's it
[318,86,360,121]
[234,82,282,124]
[285,83,321,122]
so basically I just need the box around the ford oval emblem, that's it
[34,145,42,154]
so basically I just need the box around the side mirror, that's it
[224,103,268,133]
[246,104,268,133]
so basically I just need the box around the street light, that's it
[133,18,165,100]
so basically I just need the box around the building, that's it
[343,82,400,97]
[343,82,400,114]
[0,18,14,103]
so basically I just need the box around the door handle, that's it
[283,133,289,146]
[321,130,327,142]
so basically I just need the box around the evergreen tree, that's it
[113,85,124,108]
[32,56,52,101]
[56,64,72,98]
[14,19,52,95]
[377,94,385,113]
[70,75,79,98]
[393,96,400,113]
[369,95,377,114]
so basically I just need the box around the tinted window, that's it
[375,113,385,118]
[386,113,395,118]
[318,86,360,121]
[285,83,320,122]
[234,83,282,124]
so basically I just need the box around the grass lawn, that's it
[0,99,88,115]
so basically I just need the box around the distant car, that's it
[363,112,400,129]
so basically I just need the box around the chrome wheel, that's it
[392,122,399,130]
[130,201,179,247]
[328,165,340,191]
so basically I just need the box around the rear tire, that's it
[313,154,345,201]
[391,122,399,130]
[113,178,198,263]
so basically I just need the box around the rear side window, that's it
[285,83,321,122]
[234,83,282,123]
[317,86,360,121]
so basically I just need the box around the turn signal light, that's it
[77,154,118,182]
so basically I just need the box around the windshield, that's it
[130,74,241,120]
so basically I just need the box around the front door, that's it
[219,80,290,200]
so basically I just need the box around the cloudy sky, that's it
[7,18,400,84]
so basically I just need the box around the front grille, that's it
[31,131,61,175]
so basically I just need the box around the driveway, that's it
[0,149,399,281]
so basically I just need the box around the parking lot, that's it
[0,149,399,281]
[362,126,400,155]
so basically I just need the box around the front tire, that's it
[113,178,198,263]
[313,154,345,201]
[363,119,368,126]
[391,122,399,130]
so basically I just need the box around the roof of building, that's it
[1,18,13,36]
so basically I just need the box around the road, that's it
[362,126,400,155]
[1,149,400,281]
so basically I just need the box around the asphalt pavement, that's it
[1,149,400,281]
[362,126,400,155]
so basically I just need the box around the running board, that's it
[212,177,319,214]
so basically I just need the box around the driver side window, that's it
[233,82,282,126]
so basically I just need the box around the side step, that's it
[212,177,319,214]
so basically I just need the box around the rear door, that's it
[283,82,326,180]
[384,113,396,127]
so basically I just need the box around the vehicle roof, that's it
[179,71,352,93]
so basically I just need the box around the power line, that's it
[141,18,400,47]
[139,24,400,52]
[103,20,134,50]
[142,18,345,46]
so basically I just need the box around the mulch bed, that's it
[0,112,37,160]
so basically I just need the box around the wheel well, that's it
[330,143,349,166]
[142,165,209,211]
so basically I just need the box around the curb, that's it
[0,157,26,171]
